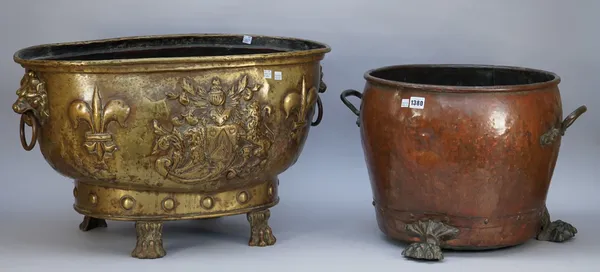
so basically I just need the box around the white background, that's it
[0,0,598,271]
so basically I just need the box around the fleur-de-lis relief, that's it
[283,76,318,141]
[68,86,131,160]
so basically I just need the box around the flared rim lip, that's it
[363,64,561,92]
[13,33,332,67]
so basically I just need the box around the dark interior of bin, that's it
[370,66,556,86]
[16,35,326,61]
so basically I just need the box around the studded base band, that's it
[73,178,279,221]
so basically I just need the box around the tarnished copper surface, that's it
[12,34,330,259]
[341,64,586,261]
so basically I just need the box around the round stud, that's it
[237,191,249,204]
[267,185,274,197]
[89,193,98,205]
[120,196,135,210]
[162,198,175,211]
[73,187,78,198]
[201,196,214,209]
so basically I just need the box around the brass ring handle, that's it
[340,89,363,127]
[310,95,324,126]
[19,112,38,151]
[310,65,327,127]
[560,105,587,134]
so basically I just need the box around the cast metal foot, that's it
[403,242,444,260]
[247,209,276,247]
[79,216,107,231]
[401,219,460,261]
[536,207,578,242]
[131,221,166,259]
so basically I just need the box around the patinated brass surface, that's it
[12,34,330,259]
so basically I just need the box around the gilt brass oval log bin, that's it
[12,34,330,259]
[340,64,587,261]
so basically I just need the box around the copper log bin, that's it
[11,34,331,259]
[340,64,586,261]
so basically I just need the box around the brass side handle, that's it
[13,70,49,151]
[311,65,326,127]
[311,96,324,126]
[19,112,39,151]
